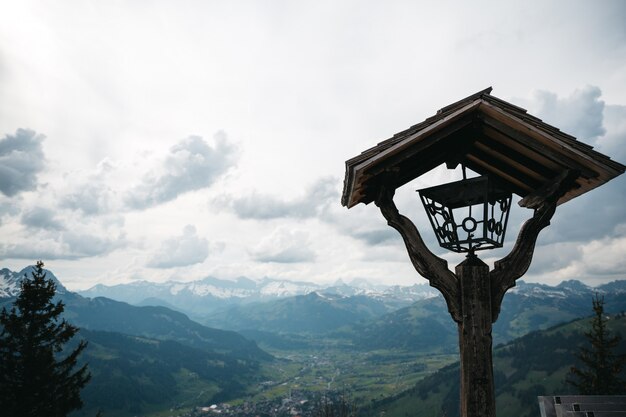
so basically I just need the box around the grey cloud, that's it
[61,159,117,215]
[61,182,114,215]
[126,132,237,209]
[540,177,626,244]
[0,231,126,260]
[351,229,400,245]
[254,246,316,263]
[320,186,422,248]
[515,87,626,244]
[225,176,338,219]
[0,129,46,197]
[21,206,65,231]
[525,236,626,283]
[526,242,581,276]
[531,86,606,141]
[147,225,210,268]
[0,199,20,225]
[251,229,316,263]
[0,241,74,261]
[63,231,127,257]
[596,104,626,162]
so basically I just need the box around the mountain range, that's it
[5,266,626,347]
[3,265,626,417]
[77,276,439,319]
[337,279,626,352]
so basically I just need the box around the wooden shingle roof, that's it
[342,87,625,208]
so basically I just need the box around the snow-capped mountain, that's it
[4,264,625,329]
[506,279,626,299]
[0,266,67,298]
[80,276,320,303]
[76,276,440,319]
[0,268,22,298]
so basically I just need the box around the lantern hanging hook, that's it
[462,164,467,180]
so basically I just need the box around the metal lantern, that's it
[418,175,512,253]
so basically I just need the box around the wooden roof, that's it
[342,87,625,208]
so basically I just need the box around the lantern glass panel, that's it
[418,176,512,253]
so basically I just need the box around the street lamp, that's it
[342,87,625,417]
[418,170,511,253]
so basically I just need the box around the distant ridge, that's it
[77,275,438,319]
[337,279,626,352]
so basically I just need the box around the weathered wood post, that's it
[342,88,624,417]
[457,254,494,417]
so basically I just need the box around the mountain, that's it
[0,266,271,362]
[78,277,438,319]
[363,313,626,417]
[73,329,262,417]
[339,279,626,352]
[78,276,321,317]
[340,296,458,353]
[0,265,68,297]
[203,291,395,334]
[61,292,272,361]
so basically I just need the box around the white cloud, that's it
[251,227,316,263]
[217,176,338,220]
[60,158,117,215]
[579,236,626,277]
[147,225,210,269]
[126,132,238,209]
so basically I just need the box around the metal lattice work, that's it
[418,175,512,253]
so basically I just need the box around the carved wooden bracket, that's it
[375,185,462,323]
[490,169,579,322]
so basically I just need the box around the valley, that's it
[2,266,626,417]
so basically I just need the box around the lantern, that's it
[418,174,512,253]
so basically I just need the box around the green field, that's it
[252,343,458,404]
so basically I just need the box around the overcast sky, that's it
[1,0,625,290]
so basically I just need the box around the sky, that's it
[0,0,625,290]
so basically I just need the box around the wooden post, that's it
[457,253,495,417]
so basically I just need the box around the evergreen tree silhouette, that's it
[568,293,626,394]
[0,261,91,416]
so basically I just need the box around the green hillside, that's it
[340,285,626,352]
[61,292,272,361]
[204,292,391,334]
[363,314,626,417]
[72,329,264,417]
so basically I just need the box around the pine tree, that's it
[568,293,626,394]
[0,261,91,417]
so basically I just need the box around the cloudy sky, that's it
[0,0,625,290]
